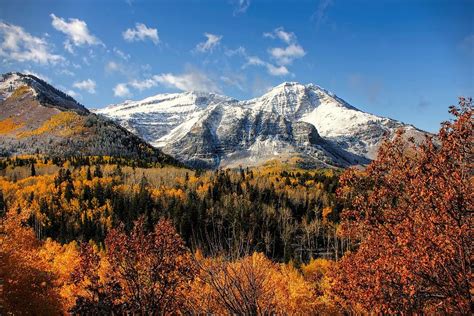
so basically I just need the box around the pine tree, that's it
[86,167,92,181]
[93,165,103,178]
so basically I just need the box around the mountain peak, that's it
[274,81,304,88]
[0,72,88,113]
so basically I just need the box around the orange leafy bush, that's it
[331,98,473,313]
[0,211,64,314]
[71,218,196,314]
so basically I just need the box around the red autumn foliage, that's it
[71,217,196,314]
[332,98,473,313]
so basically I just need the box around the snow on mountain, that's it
[97,91,235,146]
[0,72,87,113]
[95,82,426,169]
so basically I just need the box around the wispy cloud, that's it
[113,47,130,60]
[263,27,296,44]
[73,79,96,94]
[311,0,333,28]
[113,68,221,98]
[243,54,289,76]
[347,73,382,103]
[105,61,121,73]
[22,70,52,82]
[129,78,158,91]
[266,63,289,76]
[154,69,221,93]
[224,46,246,57]
[123,23,159,45]
[0,22,64,64]
[220,73,246,91]
[195,33,223,53]
[64,88,80,99]
[57,68,75,76]
[232,0,251,15]
[50,14,103,53]
[58,85,81,99]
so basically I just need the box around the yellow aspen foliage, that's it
[9,85,31,99]
[0,118,23,134]
[322,206,333,222]
[18,112,85,138]
[187,252,322,315]
[38,239,80,310]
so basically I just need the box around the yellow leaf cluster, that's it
[0,118,23,134]
[18,112,84,138]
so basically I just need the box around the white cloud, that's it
[195,33,222,53]
[245,55,265,66]
[243,55,289,76]
[266,64,289,76]
[129,78,158,91]
[123,23,159,44]
[268,44,306,65]
[73,79,96,94]
[233,0,250,15]
[65,89,80,98]
[153,70,221,93]
[0,22,64,64]
[58,85,81,99]
[113,83,131,97]
[118,69,221,94]
[105,61,121,72]
[50,14,103,52]
[264,27,306,65]
[263,27,296,44]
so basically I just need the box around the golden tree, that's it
[186,252,319,315]
[0,211,64,314]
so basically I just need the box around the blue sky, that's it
[0,0,472,132]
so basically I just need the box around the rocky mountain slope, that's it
[0,72,178,165]
[96,82,426,169]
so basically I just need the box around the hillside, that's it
[0,72,178,166]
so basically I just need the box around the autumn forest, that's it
[1,99,472,314]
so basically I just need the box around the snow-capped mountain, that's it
[95,82,426,169]
[0,72,87,113]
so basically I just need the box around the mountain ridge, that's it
[96,81,427,169]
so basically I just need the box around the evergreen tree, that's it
[93,165,103,178]
[86,167,92,181]
[30,163,36,177]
